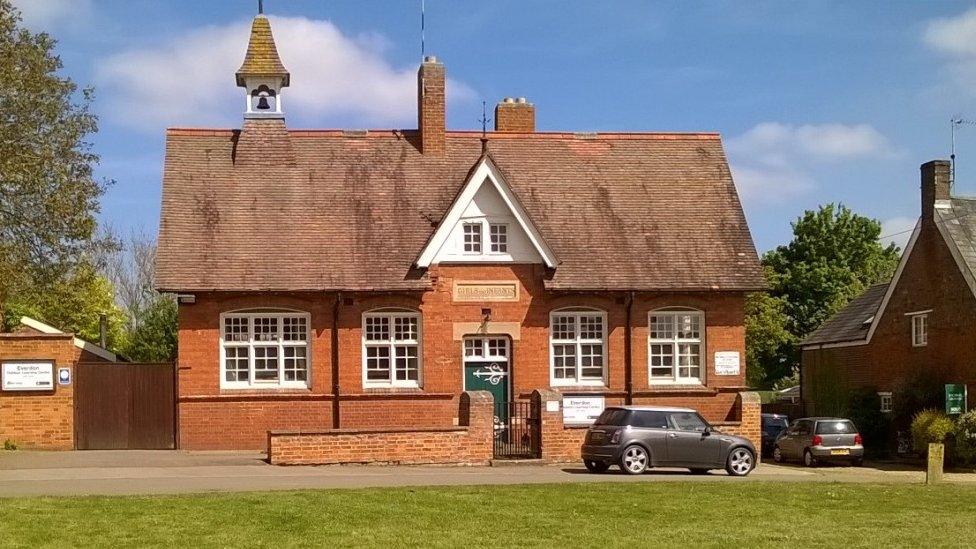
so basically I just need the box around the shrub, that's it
[2,439,17,451]
[951,410,976,466]
[911,409,954,453]
[893,373,946,432]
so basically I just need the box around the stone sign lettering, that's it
[453,281,519,302]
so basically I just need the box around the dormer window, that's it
[463,222,482,253]
[490,223,508,253]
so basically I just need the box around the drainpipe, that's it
[624,291,635,405]
[331,292,341,428]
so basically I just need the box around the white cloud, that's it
[879,216,917,252]
[726,122,894,206]
[924,9,976,95]
[11,0,91,30]
[96,16,475,132]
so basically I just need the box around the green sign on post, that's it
[945,384,967,415]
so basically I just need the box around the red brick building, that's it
[156,14,764,451]
[801,160,976,416]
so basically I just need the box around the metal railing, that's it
[493,401,540,459]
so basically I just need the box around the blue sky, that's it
[14,0,976,253]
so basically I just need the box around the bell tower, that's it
[236,4,290,119]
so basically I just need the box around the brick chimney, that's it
[495,97,535,132]
[920,160,951,220]
[417,56,445,155]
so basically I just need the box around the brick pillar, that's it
[737,391,762,459]
[532,389,566,462]
[461,390,494,461]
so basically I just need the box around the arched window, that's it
[220,309,310,389]
[649,308,704,384]
[362,308,422,388]
[549,307,607,386]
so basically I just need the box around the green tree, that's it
[2,260,127,350]
[744,287,795,388]
[122,295,177,362]
[0,1,111,319]
[754,204,900,387]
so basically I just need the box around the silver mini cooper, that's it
[580,406,757,476]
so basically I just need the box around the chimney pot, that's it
[517,97,527,104]
[920,159,951,220]
[503,97,515,103]
[424,55,438,63]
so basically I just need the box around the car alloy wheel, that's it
[621,445,649,475]
[772,446,783,463]
[803,450,816,467]
[726,448,754,477]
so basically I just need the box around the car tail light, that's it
[812,435,823,446]
[854,434,863,445]
[610,430,621,444]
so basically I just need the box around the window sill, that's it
[217,386,312,393]
[362,386,425,394]
[634,385,717,396]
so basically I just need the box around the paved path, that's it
[0,450,974,497]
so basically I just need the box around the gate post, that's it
[532,389,566,463]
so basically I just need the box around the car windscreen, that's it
[594,409,630,426]
[762,417,789,433]
[815,420,856,434]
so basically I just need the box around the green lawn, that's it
[2,482,975,548]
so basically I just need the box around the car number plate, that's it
[830,449,850,456]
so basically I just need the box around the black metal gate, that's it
[493,401,540,459]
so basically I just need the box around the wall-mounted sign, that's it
[452,281,519,302]
[58,367,71,386]
[563,396,605,426]
[946,384,968,415]
[2,361,55,391]
[714,351,741,376]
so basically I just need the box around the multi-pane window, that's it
[464,337,508,360]
[911,314,928,347]
[363,311,421,387]
[879,392,893,414]
[463,223,482,253]
[550,309,606,385]
[649,310,703,384]
[490,223,508,253]
[221,312,309,388]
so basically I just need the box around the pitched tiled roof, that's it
[236,15,289,87]
[936,197,976,292]
[801,283,889,346]
[155,124,764,292]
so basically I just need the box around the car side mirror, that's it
[701,427,711,437]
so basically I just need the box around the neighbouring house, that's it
[0,317,117,449]
[801,160,976,417]
[155,12,764,458]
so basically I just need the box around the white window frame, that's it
[910,313,928,347]
[362,309,423,388]
[549,308,608,387]
[879,392,893,414]
[462,222,483,254]
[489,223,508,254]
[219,310,311,390]
[648,309,705,385]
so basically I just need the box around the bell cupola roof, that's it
[236,14,289,88]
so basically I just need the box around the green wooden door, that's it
[462,337,510,421]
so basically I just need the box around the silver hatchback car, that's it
[580,406,757,476]
[772,417,864,467]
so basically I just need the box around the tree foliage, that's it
[122,294,177,362]
[0,1,111,313]
[746,204,900,388]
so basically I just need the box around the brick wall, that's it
[269,391,493,465]
[178,265,749,449]
[0,334,79,449]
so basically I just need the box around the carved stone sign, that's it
[452,281,519,302]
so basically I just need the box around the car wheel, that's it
[584,459,610,473]
[620,445,649,475]
[851,458,863,467]
[772,446,784,463]
[726,447,755,477]
[803,450,817,468]
[689,468,709,475]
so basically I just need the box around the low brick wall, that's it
[269,391,493,465]
[720,391,761,453]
